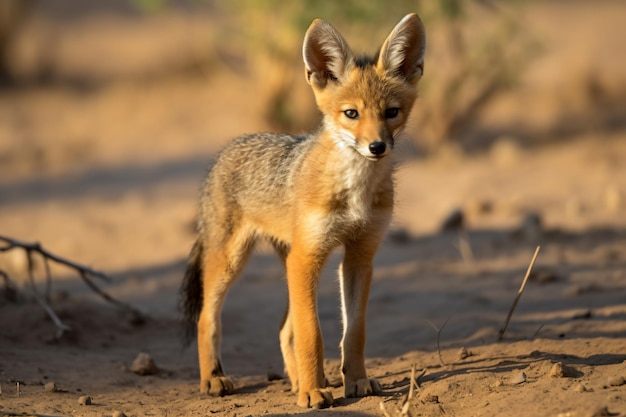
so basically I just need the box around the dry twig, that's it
[408,364,416,400]
[20,247,72,338]
[379,364,425,417]
[497,246,541,341]
[0,235,110,282]
[0,235,144,339]
[425,317,451,366]
[414,367,427,388]
[379,401,393,417]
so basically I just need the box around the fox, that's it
[180,13,426,409]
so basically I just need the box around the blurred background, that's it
[1,7,625,416]
[0,0,625,311]
[2,0,625,163]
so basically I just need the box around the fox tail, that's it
[180,238,204,347]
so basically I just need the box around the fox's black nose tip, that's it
[369,141,387,156]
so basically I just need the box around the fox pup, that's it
[181,13,425,409]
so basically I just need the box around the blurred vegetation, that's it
[415,0,540,148]
[212,0,426,132]
[1,0,538,149]
[209,0,538,148]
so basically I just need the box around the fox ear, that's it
[377,13,426,84]
[303,18,353,89]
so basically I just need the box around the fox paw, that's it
[297,388,334,409]
[345,377,382,398]
[200,376,234,397]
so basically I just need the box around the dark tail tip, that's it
[180,238,204,347]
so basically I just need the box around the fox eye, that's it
[344,109,359,120]
[385,108,400,119]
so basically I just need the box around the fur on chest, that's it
[325,146,393,224]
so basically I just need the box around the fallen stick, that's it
[408,364,416,400]
[379,364,420,417]
[425,317,450,366]
[0,235,144,338]
[0,235,110,282]
[497,246,541,341]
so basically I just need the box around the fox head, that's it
[303,14,425,161]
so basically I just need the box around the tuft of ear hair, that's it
[302,18,354,89]
[377,13,426,85]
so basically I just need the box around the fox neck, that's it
[313,128,394,223]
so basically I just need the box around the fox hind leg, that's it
[197,224,255,396]
[274,243,300,393]
[279,303,299,393]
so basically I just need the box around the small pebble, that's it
[456,347,471,360]
[131,352,158,376]
[44,382,57,392]
[78,395,92,405]
[607,375,625,387]
[509,370,526,385]
[550,362,578,378]
[112,411,127,417]
[550,362,566,378]
[573,383,589,393]
[422,394,439,403]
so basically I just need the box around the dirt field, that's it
[1,2,626,416]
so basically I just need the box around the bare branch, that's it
[24,247,71,338]
[497,246,541,341]
[379,401,393,417]
[43,255,52,301]
[408,364,416,400]
[0,235,110,282]
[381,364,423,417]
[32,290,72,339]
[78,270,143,320]
[0,235,145,337]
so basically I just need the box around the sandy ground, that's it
[1,2,626,416]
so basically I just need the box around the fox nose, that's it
[368,141,387,156]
